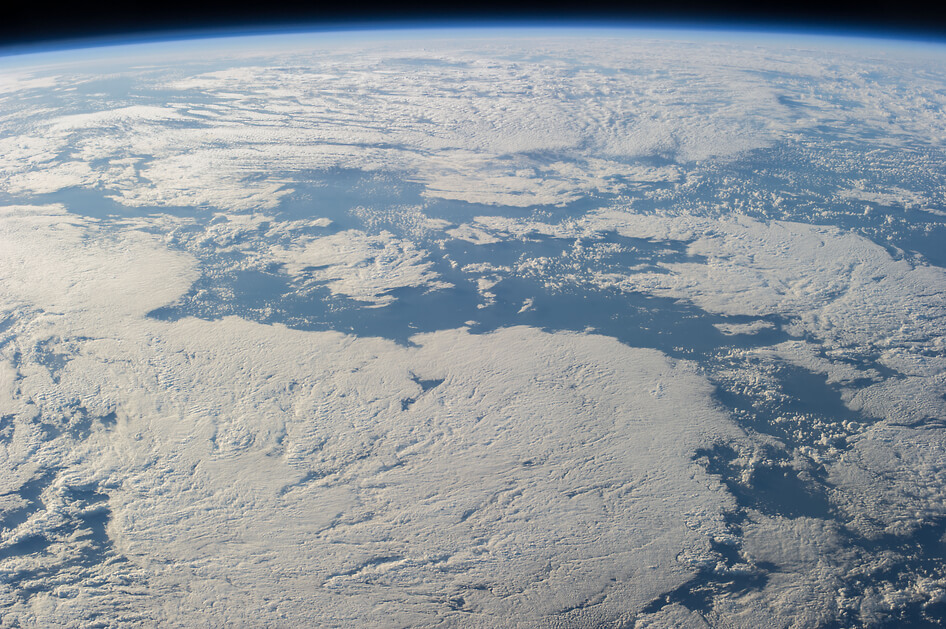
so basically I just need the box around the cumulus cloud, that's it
[268,229,451,306]
[10,37,944,209]
[0,206,746,626]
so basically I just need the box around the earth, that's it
[0,27,945,628]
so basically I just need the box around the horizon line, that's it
[4,18,946,62]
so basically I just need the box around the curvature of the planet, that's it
[0,27,945,627]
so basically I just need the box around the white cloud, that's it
[10,38,943,210]
[0,207,750,626]
[713,320,776,336]
[268,229,450,306]
[0,72,60,93]
[0,205,197,333]
[589,210,946,359]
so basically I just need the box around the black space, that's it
[3,0,946,53]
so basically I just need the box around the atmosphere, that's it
[3,0,946,50]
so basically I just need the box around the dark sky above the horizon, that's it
[1,0,945,52]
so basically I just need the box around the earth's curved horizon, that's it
[0,26,945,627]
